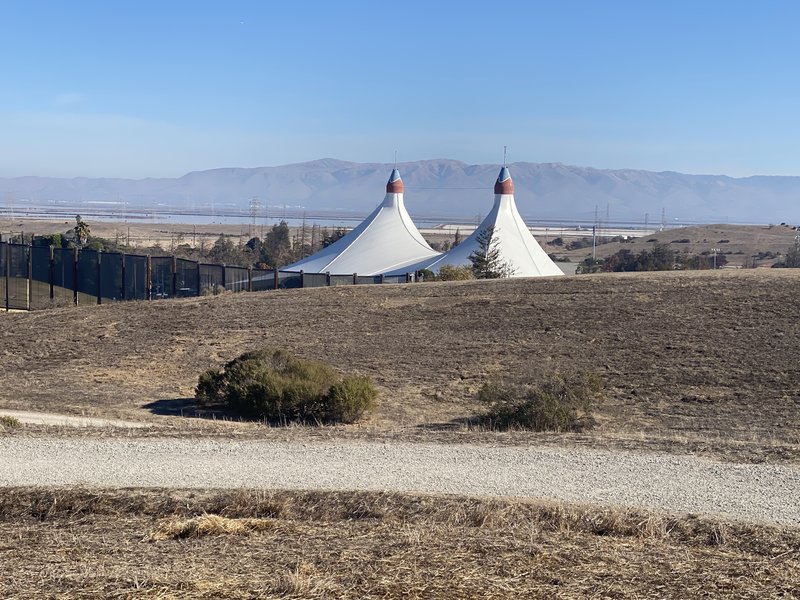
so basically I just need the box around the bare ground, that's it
[2,269,800,461]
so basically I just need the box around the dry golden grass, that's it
[147,513,277,540]
[0,487,797,599]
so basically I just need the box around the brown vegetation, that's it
[0,487,797,599]
[1,269,799,461]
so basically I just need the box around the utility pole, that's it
[249,197,260,239]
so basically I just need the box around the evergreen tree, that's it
[261,220,293,267]
[468,226,515,278]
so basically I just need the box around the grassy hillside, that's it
[1,270,799,460]
[558,223,800,267]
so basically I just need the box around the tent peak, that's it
[386,168,404,194]
[494,166,514,194]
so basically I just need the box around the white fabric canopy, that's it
[389,167,564,277]
[285,169,440,275]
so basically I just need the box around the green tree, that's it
[209,235,237,264]
[469,226,515,279]
[261,221,293,267]
[784,243,800,268]
[322,227,347,248]
[74,215,90,247]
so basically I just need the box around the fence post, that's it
[49,246,55,301]
[4,241,9,311]
[27,243,32,310]
[171,256,177,298]
[273,267,279,290]
[73,247,79,306]
[221,263,226,292]
[196,261,201,297]
[380,274,385,284]
[247,267,253,292]
[353,272,357,285]
[326,271,331,286]
[300,270,304,288]
[96,250,103,305]
[120,253,126,300]
[146,255,152,301]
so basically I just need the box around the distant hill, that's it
[2,159,800,224]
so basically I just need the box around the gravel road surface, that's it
[1,438,797,525]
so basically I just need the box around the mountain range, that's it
[2,159,799,224]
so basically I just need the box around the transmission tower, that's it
[249,197,261,239]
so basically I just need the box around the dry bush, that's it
[437,264,475,281]
[477,372,603,431]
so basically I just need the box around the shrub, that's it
[195,349,377,424]
[476,372,602,432]
[0,415,21,429]
[327,377,379,423]
[438,264,475,281]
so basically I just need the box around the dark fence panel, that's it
[357,275,381,285]
[0,243,6,308]
[251,269,275,291]
[52,248,75,305]
[76,249,99,305]
[382,275,407,284]
[123,255,148,301]
[199,263,224,295]
[6,239,422,311]
[277,271,302,289]
[225,266,249,293]
[176,259,199,297]
[99,252,124,302]
[30,246,52,310]
[151,256,173,299]
[7,244,29,310]
[330,274,354,287]
[301,272,327,288]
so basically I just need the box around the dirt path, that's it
[0,409,144,428]
[1,437,797,525]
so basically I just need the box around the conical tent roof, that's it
[285,169,440,275]
[391,167,564,277]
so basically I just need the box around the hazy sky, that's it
[1,0,798,178]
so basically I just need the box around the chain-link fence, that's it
[0,240,416,311]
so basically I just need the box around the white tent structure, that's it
[284,169,440,276]
[390,167,564,277]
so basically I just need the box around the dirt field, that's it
[2,269,799,461]
[0,488,797,599]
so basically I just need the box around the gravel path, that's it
[1,437,797,525]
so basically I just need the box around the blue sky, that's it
[1,0,798,178]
